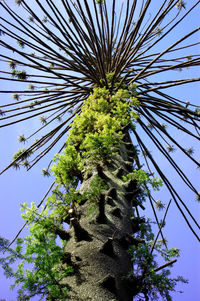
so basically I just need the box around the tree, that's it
[0,0,199,300]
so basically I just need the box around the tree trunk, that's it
[60,132,143,301]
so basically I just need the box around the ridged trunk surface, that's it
[60,133,142,301]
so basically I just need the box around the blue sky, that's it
[0,1,200,300]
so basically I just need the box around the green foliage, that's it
[8,60,16,69]
[155,27,163,36]
[51,86,138,189]
[123,169,163,192]
[17,70,27,80]
[155,200,165,211]
[0,230,73,300]
[11,69,28,80]
[123,170,163,208]
[17,40,25,48]
[28,84,35,90]
[176,0,186,10]
[13,93,20,101]
[84,176,108,203]
[99,71,117,87]
[11,69,16,78]
[13,149,32,162]
[0,183,82,299]
[12,148,32,169]
[128,220,187,300]
[0,173,108,300]
[39,116,47,125]
[18,134,26,144]
[42,168,50,177]
[166,145,176,153]
[51,145,82,187]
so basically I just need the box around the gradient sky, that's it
[0,1,200,300]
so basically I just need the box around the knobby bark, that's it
[59,132,144,301]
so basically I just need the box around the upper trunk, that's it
[59,132,143,301]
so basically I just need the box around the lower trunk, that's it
[59,133,143,301]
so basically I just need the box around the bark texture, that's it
[60,133,143,301]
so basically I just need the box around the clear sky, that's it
[0,1,200,300]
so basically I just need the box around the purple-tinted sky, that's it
[0,1,200,300]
